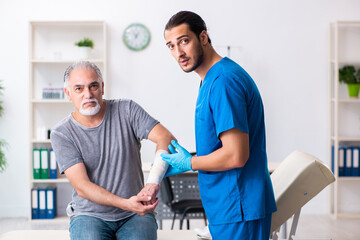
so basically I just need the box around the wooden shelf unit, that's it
[329,21,360,218]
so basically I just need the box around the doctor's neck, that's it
[194,47,222,80]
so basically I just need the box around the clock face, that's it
[123,23,151,51]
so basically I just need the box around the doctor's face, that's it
[165,23,204,73]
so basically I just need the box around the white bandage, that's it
[146,149,169,185]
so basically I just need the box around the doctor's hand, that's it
[163,143,188,177]
[164,165,187,178]
[161,140,194,172]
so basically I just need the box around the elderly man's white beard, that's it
[79,98,101,116]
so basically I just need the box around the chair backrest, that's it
[270,150,335,233]
[160,177,174,205]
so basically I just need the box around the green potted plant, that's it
[74,37,94,59]
[339,65,360,97]
[356,68,360,85]
[0,80,8,172]
[75,37,94,48]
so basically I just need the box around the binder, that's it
[31,189,39,219]
[33,149,41,179]
[40,149,49,179]
[38,189,47,219]
[46,188,56,219]
[49,149,57,179]
[339,147,345,177]
[352,147,360,177]
[345,147,352,176]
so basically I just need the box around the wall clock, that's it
[123,23,151,51]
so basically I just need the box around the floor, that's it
[0,215,359,240]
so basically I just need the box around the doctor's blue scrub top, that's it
[195,57,277,225]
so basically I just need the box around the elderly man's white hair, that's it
[63,61,103,92]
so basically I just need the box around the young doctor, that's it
[161,11,277,239]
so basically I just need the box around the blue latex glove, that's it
[161,140,194,172]
[164,165,186,178]
[164,144,187,177]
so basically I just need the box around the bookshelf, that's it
[329,21,360,218]
[29,21,107,220]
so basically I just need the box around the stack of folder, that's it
[31,188,57,219]
[332,146,360,177]
[33,149,57,179]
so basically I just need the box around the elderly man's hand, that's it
[126,195,158,216]
[137,183,160,206]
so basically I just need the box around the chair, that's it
[270,150,335,240]
[159,176,207,230]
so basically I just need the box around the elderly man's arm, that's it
[137,123,176,204]
[65,162,158,215]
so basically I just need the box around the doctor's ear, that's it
[199,30,209,46]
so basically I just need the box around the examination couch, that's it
[270,150,335,240]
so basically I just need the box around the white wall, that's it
[0,0,360,217]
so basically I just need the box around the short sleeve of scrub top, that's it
[209,74,249,137]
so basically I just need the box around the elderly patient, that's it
[51,61,175,240]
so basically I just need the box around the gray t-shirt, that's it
[50,99,159,221]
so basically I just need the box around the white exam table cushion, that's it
[270,150,335,233]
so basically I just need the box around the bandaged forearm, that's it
[146,149,169,185]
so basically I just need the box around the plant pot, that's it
[77,46,91,60]
[347,83,360,98]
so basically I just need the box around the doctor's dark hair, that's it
[165,11,212,44]
[63,61,103,91]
